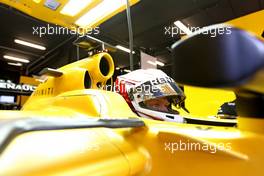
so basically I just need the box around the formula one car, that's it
[0,25,264,176]
[0,0,264,175]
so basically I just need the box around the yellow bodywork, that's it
[179,86,236,117]
[21,52,134,118]
[0,52,263,176]
[0,118,263,176]
[228,9,264,39]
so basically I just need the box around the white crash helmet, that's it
[115,69,186,123]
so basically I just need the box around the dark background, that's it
[0,0,263,80]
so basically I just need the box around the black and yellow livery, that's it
[0,1,263,176]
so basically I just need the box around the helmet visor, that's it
[131,81,185,105]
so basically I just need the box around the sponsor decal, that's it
[0,79,36,93]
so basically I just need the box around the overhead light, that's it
[4,55,30,63]
[147,60,165,67]
[75,0,126,27]
[33,0,42,3]
[116,67,120,70]
[174,20,192,35]
[147,61,156,66]
[116,45,135,54]
[60,0,93,16]
[7,62,22,67]
[14,39,46,50]
[156,61,165,67]
[124,69,131,73]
